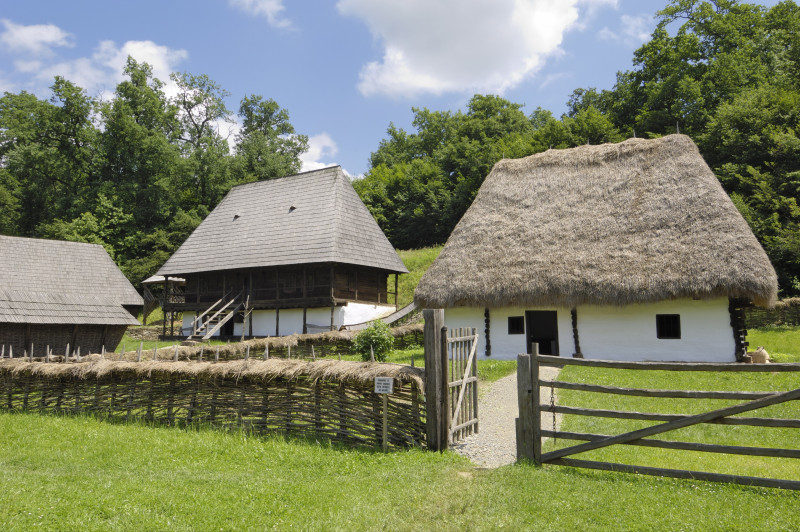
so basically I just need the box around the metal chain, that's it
[550,385,557,444]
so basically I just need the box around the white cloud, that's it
[598,14,652,45]
[620,14,652,42]
[0,19,73,55]
[229,0,291,28]
[28,39,188,97]
[337,0,616,98]
[300,133,339,172]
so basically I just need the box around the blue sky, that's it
[0,0,779,176]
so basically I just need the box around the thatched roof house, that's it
[416,135,777,362]
[157,166,407,339]
[0,235,142,355]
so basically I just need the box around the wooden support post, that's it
[303,307,307,335]
[275,309,280,337]
[382,394,389,452]
[516,347,539,463]
[424,309,448,451]
[394,274,399,310]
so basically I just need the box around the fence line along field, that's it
[0,357,426,450]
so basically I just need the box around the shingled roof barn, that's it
[415,135,778,362]
[157,166,408,339]
[0,236,143,356]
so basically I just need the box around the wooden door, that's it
[525,310,559,355]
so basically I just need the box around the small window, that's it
[656,314,681,339]
[508,316,525,335]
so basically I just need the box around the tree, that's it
[231,95,308,183]
[171,72,234,209]
[0,79,99,234]
[99,57,182,238]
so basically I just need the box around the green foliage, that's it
[0,55,306,286]
[356,93,623,251]
[353,320,394,362]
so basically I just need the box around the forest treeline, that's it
[0,58,308,284]
[354,0,800,295]
[2,0,800,296]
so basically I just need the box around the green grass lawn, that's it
[1,411,797,531]
[747,325,800,362]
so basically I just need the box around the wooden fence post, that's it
[424,309,448,451]
[516,346,540,463]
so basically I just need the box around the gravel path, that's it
[451,366,561,468]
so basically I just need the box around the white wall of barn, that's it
[181,302,395,337]
[443,298,736,362]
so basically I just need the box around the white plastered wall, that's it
[444,306,573,361]
[184,302,396,338]
[341,302,396,326]
[577,297,735,362]
[443,298,735,362]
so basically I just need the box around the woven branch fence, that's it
[0,358,426,450]
[745,299,800,329]
[118,324,423,363]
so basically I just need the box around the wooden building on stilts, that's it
[156,166,408,340]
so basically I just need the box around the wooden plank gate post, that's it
[424,309,448,451]
[516,343,540,463]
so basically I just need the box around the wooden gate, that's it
[446,327,479,443]
[516,348,800,490]
[424,309,479,450]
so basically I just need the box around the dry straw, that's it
[415,135,778,309]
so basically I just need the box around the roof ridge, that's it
[228,165,342,191]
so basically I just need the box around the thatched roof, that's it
[0,236,142,325]
[158,166,407,277]
[415,135,778,309]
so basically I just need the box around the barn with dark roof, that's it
[415,135,778,362]
[0,236,142,355]
[157,166,408,339]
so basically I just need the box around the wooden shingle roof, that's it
[157,166,408,276]
[0,236,142,325]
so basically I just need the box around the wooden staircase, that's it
[189,289,245,340]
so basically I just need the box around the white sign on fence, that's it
[374,377,394,394]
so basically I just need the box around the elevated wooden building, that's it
[0,236,142,355]
[157,166,408,339]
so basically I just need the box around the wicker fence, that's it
[0,357,426,450]
[115,323,424,363]
[745,298,800,329]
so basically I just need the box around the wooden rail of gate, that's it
[516,348,800,490]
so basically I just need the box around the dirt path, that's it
[450,366,560,468]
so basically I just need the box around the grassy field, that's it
[5,297,796,528]
[1,411,798,531]
[394,246,443,308]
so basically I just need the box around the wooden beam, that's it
[542,386,800,462]
[275,308,280,337]
[536,354,800,372]
[549,458,800,491]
